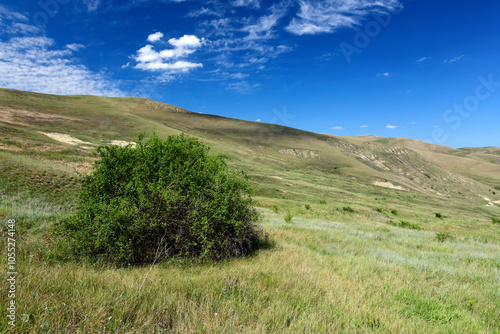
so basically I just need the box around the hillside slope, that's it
[1,88,499,217]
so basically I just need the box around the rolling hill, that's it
[1,87,499,216]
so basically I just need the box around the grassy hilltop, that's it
[1,88,500,333]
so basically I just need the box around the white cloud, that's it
[377,72,389,77]
[0,36,123,96]
[360,125,368,128]
[0,7,123,97]
[228,72,249,79]
[226,80,260,93]
[169,35,203,49]
[133,34,204,73]
[83,0,100,12]
[136,60,203,72]
[66,43,86,52]
[386,124,399,129]
[0,5,42,35]
[188,7,223,18]
[286,0,401,35]
[232,0,261,8]
[147,32,164,43]
[256,118,261,122]
[416,56,431,62]
[241,2,289,41]
[331,126,344,130]
[444,55,465,63]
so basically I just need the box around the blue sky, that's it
[0,0,499,148]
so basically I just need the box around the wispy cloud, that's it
[444,54,465,63]
[377,72,389,77]
[386,124,399,129]
[331,126,344,130]
[187,7,223,18]
[416,56,431,62]
[360,125,368,128]
[0,6,123,96]
[241,2,289,41]
[286,0,401,35]
[226,80,260,93]
[83,0,100,12]
[66,43,86,52]
[231,0,261,8]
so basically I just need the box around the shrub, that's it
[343,206,355,213]
[492,217,500,225]
[54,133,261,265]
[398,221,422,230]
[435,213,446,219]
[391,209,398,215]
[284,211,293,223]
[436,231,453,242]
[271,205,280,213]
[319,200,327,205]
[304,204,311,210]
[375,208,384,213]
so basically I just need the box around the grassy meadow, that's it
[1,89,500,333]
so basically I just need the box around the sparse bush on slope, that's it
[54,133,261,265]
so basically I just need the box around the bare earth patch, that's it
[110,140,136,148]
[39,132,93,146]
[0,107,80,126]
[373,180,408,191]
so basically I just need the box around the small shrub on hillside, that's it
[374,208,384,213]
[492,217,500,225]
[436,231,453,242]
[319,200,327,205]
[54,133,261,265]
[271,205,280,213]
[284,211,293,223]
[343,206,355,213]
[398,221,422,230]
[435,213,447,219]
[304,204,311,210]
[391,209,398,215]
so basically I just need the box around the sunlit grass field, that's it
[1,184,500,333]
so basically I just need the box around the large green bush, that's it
[55,133,261,265]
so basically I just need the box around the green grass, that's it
[1,88,500,332]
[2,205,499,333]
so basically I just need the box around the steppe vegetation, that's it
[1,89,500,333]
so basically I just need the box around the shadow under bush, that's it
[53,133,263,266]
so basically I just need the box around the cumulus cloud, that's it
[147,32,164,43]
[286,0,401,35]
[133,34,204,73]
